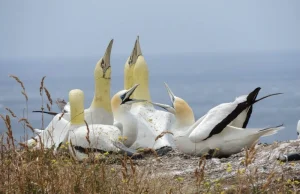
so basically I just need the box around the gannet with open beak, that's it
[123,37,175,153]
[151,83,284,157]
[63,84,143,161]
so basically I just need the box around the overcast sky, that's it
[0,0,300,58]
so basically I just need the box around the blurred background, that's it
[0,0,300,143]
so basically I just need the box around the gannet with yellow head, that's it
[61,84,143,161]
[27,40,115,148]
[123,37,176,153]
[151,83,284,157]
[33,39,114,124]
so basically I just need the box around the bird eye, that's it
[120,93,126,100]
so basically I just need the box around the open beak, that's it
[121,84,146,104]
[101,39,113,74]
[164,82,175,105]
[128,36,142,65]
[149,102,176,114]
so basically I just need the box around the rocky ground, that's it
[118,139,300,192]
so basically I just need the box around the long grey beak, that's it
[164,82,175,105]
[149,102,176,114]
[121,84,147,104]
[253,92,283,104]
[101,39,113,73]
[128,36,142,65]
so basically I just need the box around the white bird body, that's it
[30,115,70,149]
[151,84,284,157]
[123,37,175,150]
[188,101,244,143]
[174,124,283,156]
[68,124,120,160]
[62,85,142,161]
[129,104,175,149]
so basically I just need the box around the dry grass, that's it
[0,75,299,193]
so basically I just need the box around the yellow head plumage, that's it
[124,36,152,102]
[150,83,195,128]
[69,89,85,125]
[90,39,113,112]
[173,97,195,127]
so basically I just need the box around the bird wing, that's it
[188,102,237,142]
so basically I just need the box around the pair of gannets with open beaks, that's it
[151,83,284,157]
[123,36,175,153]
[27,40,115,148]
[60,84,143,161]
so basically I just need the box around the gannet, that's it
[32,39,114,125]
[188,88,282,143]
[63,84,143,161]
[297,120,300,139]
[123,36,175,153]
[151,84,284,157]
[27,40,114,148]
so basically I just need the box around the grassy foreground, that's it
[0,75,299,193]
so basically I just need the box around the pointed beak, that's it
[247,87,282,105]
[100,39,113,74]
[128,36,142,65]
[164,82,175,105]
[149,102,176,114]
[253,92,283,104]
[121,84,147,104]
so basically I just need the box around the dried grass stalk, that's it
[40,76,46,96]
[155,131,174,142]
[44,87,52,105]
[5,108,17,118]
[9,74,25,91]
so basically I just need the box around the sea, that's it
[0,51,300,143]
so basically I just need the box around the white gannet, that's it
[63,84,143,161]
[188,88,282,143]
[297,120,300,139]
[32,39,114,125]
[123,36,175,153]
[27,40,115,148]
[151,84,284,157]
